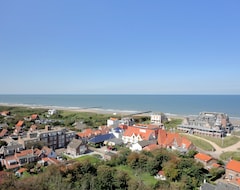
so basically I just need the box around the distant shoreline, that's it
[1,102,240,125]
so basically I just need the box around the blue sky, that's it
[0,1,239,94]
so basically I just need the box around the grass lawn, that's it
[220,151,240,161]
[115,165,158,187]
[73,155,101,164]
[195,135,240,148]
[181,134,215,151]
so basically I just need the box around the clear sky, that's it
[0,1,239,94]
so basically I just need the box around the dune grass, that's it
[181,134,215,151]
[195,135,240,148]
[220,151,240,161]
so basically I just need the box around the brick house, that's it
[226,159,240,185]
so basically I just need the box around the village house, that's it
[107,117,119,127]
[15,168,27,177]
[122,125,159,144]
[225,159,240,185]
[158,129,194,153]
[0,129,8,138]
[155,170,166,181]
[130,140,157,151]
[31,114,40,121]
[1,149,38,170]
[35,146,57,159]
[14,120,25,135]
[194,152,218,169]
[66,138,88,157]
[0,111,11,117]
[0,141,24,158]
[38,157,61,166]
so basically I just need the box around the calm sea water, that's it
[0,95,239,117]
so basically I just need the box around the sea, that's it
[0,95,239,118]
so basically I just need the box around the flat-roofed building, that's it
[18,126,75,150]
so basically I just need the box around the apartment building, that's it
[18,125,75,150]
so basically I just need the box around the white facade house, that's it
[122,134,143,144]
[151,114,162,124]
[48,109,57,116]
[107,118,119,127]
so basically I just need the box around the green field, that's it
[73,155,101,164]
[195,135,240,148]
[116,165,158,187]
[181,134,215,151]
[220,151,240,161]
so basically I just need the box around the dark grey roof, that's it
[106,138,123,145]
[200,183,216,190]
[200,182,240,190]
[138,140,156,148]
[68,139,83,149]
[216,182,240,190]
[89,133,115,144]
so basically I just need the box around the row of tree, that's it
[1,148,210,190]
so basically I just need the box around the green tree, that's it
[114,170,130,190]
[96,165,115,190]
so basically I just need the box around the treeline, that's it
[1,148,206,190]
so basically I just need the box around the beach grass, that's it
[220,151,240,161]
[164,118,183,131]
[181,134,215,151]
[195,135,240,148]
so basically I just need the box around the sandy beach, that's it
[1,103,240,125]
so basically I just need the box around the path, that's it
[183,134,240,158]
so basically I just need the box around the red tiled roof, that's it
[123,126,156,140]
[158,170,165,176]
[15,149,34,158]
[194,153,212,162]
[0,129,8,137]
[17,168,27,174]
[48,157,60,165]
[0,111,10,116]
[236,178,240,185]
[110,117,118,121]
[212,163,220,168]
[143,144,160,151]
[30,124,38,131]
[226,160,240,173]
[77,129,94,138]
[31,114,38,120]
[119,125,128,130]
[181,137,192,149]
[16,120,24,127]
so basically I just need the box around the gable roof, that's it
[158,130,193,150]
[77,128,101,138]
[31,114,39,120]
[16,168,27,174]
[143,144,160,151]
[67,139,83,149]
[138,140,157,148]
[0,129,8,137]
[123,126,157,140]
[42,146,52,155]
[194,153,212,162]
[15,120,24,127]
[226,160,240,173]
